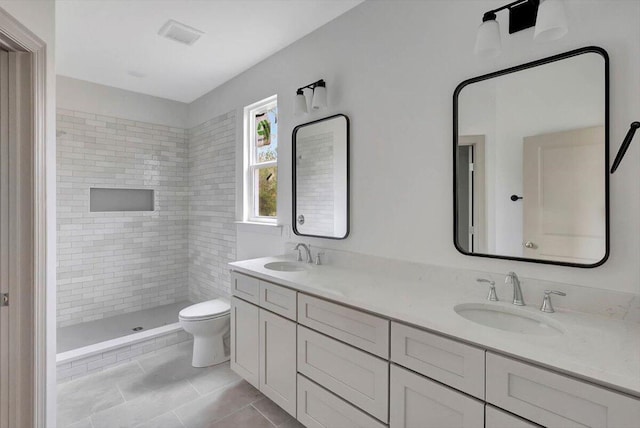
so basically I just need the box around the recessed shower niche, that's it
[89,187,155,212]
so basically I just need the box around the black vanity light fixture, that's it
[475,0,568,58]
[294,79,327,116]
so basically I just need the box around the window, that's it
[244,95,278,223]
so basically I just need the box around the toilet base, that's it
[191,334,229,368]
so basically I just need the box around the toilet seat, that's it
[179,299,230,322]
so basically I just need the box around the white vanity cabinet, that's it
[297,325,389,422]
[230,269,640,428]
[485,405,540,428]
[230,296,260,387]
[390,364,484,428]
[259,308,297,416]
[230,274,298,417]
[486,352,640,428]
[391,322,485,399]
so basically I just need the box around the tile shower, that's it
[56,109,237,381]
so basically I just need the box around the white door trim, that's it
[0,8,48,428]
[459,135,487,253]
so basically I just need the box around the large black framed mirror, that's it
[453,47,609,268]
[293,114,349,239]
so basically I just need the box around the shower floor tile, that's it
[58,342,304,428]
[57,301,192,353]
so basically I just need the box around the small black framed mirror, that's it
[453,47,609,268]
[292,114,349,239]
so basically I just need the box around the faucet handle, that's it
[315,252,324,266]
[477,278,498,301]
[540,290,566,313]
[296,248,303,262]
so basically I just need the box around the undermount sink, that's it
[454,303,564,336]
[264,261,309,272]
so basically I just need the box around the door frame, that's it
[0,8,48,427]
[458,135,487,254]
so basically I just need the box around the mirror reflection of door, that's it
[454,48,608,266]
[457,136,486,253]
[523,126,605,264]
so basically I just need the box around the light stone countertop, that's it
[229,255,640,398]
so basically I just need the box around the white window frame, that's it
[243,95,278,224]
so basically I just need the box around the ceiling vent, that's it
[158,19,204,46]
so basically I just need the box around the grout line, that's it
[214,402,270,427]
[250,401,280,427]
[115,383,127,404]
[135,359,146,374]
[172,410,187,428]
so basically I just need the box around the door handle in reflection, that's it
[524,241,538,249]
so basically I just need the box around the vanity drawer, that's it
[390,364,484,428]
[297,374,386,428]
[297,325,389,422]
[486,352,640,428]
[391,322,485,399]
[259,280,297,320]
[231,271,259,304]
[297,293,389,358]
[485,405,541,428]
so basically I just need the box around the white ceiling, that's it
[56,0,363,103]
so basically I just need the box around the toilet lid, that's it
[179,299,230,321]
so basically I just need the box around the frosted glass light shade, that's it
[311,85,327,110]
[534,0,568,42]
[474,19,502,58]
[294,92,307,116]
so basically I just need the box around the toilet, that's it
[179,299,231,368]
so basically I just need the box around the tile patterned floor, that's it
[57,341,304,428]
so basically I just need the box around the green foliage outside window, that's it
[258,167,277,217]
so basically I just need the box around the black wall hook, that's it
[510,194,523,201]
[611,121,640,173]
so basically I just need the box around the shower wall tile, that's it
[188,111,237,301]
[57,331,191,383]
[57,110,189,327]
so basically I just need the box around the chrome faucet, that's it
[295,243,313,263]
[505,272,525,306]
[477,278,498,301]
[540,290,566,313]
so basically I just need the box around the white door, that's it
[523,126,605,264]
[0,50,33,428]
[259,309,296,417]
[230,296,260,388]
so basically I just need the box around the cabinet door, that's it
[259,309,297,417]
[390,365,484,428]
[230,296,260,388]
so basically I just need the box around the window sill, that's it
[235,221,283,236]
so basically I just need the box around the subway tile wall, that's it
[188,112,237,302]
[57,110,190,327]
[295,131,335,237]
[57,109,237,327]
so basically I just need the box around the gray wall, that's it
[57,76,188,129]
[190,0,640,294]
